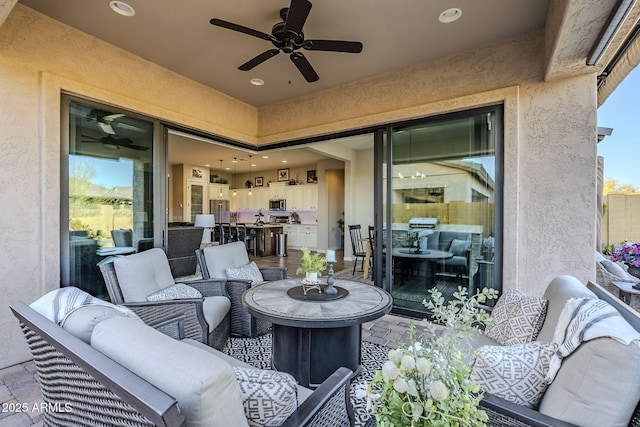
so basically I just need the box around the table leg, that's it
[363,241,371,280]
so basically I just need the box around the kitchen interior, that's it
[167,129,373,257]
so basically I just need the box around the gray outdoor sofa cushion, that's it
[92,315,249,427]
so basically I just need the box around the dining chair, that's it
[348,225,367,275]
[236,224,257,257]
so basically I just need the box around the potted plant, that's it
[362,286,497,426]
[296,247,327,282]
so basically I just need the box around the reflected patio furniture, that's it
[111,229,133,247]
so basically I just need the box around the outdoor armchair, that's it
[99,248,231,350]
[196,241,288,337]
[11,299,355,427]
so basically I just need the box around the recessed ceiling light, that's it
[262,155,269,159]
[250,78,265,86]
[439,8,462,23]
[109,1,135,17]
[281,160,287,163]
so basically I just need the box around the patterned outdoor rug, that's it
[223,334,389,427]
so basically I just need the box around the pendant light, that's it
[248,154,253,196]
[232,157,237,196]
[218,160,223,198]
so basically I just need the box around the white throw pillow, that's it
[449,239,471,256]
[226,261,264,285]
[146,283,202,301]
[233,367,297,427]
[470,341,557,408]
[484,289,548,345]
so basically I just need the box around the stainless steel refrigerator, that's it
[210,199,230,223]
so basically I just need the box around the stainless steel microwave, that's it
[269,199,286,210]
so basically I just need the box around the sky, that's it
[597,66,640,187]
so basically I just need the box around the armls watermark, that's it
[2,402,73,413]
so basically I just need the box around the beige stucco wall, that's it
[602,194,640,247]
[0,4,597,367]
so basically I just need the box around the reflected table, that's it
[392,248,453,287]
[243,278,392,388]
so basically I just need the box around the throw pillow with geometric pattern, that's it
[233,367,298,427]
[484,288,548,345]
[146,283,202,301]
[470,341,558,408]
[226,261,265,285]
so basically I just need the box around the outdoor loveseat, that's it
[10,291,355,427]
[471,277,640,427]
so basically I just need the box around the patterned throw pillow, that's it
[226,261,264,285]
[449,239,471,256]
[470,341,558,408]
[146,283,202,301]
[233,367,297,427]
[484,289,548,345]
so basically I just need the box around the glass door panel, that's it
[65,100,154,298]
[384,109,499,316]
[189,181,204,223]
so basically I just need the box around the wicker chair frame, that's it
[99,261,230,350]
[195,247,288,338]
[10,302,355,427]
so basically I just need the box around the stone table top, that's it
[242,279,392,328]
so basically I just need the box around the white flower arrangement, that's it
[363,286,497,426]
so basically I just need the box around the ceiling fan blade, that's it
[305,39,363,53]
[290,52,319,82]
[97,122,116,135]
[210,18,272,41]
[239,49,280,71]
[125,144,150,151]
[284,0,312,34]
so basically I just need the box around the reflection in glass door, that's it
[382,107,501,316]
[64,100,155,298]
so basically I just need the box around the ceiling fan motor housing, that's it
[271,21,305,52]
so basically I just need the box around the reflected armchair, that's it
[99,248,231,350]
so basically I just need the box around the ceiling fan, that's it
[81,134,149,151]
[85,109,144,135]
[209,0,363,82]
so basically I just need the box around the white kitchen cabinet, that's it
[286,186,303,210]
[298,225,318,249]
[285,224,317,249]
[302,185,318,210]
[268,182,288,200]
[283,225,298,247]
[209,183,229,200]
[252,187,269,211]
[230,189,251,211]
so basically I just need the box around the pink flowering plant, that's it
[361,287,497,426]
[608,242,640,267]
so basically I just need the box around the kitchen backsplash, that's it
[235,210,317,224]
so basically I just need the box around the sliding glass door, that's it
[62,99,156,298]
[381,106,502,316]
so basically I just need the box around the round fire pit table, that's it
[242,278,392,388]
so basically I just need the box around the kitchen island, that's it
[244,224,284,256]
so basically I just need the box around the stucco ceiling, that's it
[19,0,551,107]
